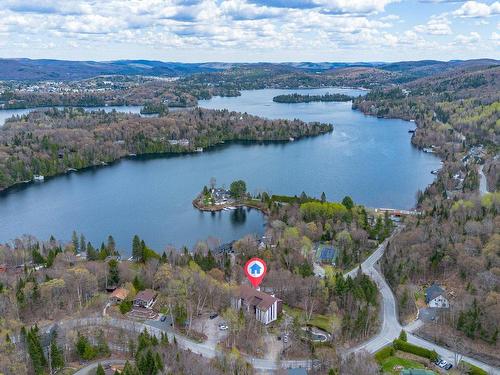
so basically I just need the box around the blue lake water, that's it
[0,88,439,253]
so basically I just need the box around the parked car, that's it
[160,315,167,322]
[219,323,228,330]
[283,334,289,343]
[444,363,453,370]
[439,360,448,368]
[434,358,442,366]
[209,313,218,319]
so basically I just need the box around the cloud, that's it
[414,16,452,35]
[452,1,500,17]
[455,31,481,43]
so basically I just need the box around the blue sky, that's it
[0,0,498,62]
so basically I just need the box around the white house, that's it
[233,285,282,325]
[425,283,449,308]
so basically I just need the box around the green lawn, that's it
[283,305,339,333]
[380,356,429,375]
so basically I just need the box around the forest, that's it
[272,93,355,103]
[0,107,332,191]
[0,191,392,374]
[351,63,500,363]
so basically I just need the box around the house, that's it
[425,283,449,308]
[133,289,158,309]
[110,288,129,303]
[233,285,282,325]
[213,241,235,256]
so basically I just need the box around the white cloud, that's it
[455,31,481,44]
[414,16,452,35]
[452,1,500,18]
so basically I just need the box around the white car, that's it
[219,324,229,330]
[439,360,448,368]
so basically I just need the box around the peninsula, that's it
[272,92,355,103]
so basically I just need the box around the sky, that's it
[0,0,499,62]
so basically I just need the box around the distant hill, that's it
[0,58,497,81]
[0,58,222,81]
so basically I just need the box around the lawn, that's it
[380,356,430,375]
[283,305,339,333]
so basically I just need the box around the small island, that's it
[140,100,169,115]
[272,92,355,103]
[193,178,265,212]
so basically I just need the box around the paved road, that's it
[346,230,500,374]
[23,229,499,374]
[479,164,490,196]
[73,359,128,375]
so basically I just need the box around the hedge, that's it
[460,361,488,375]
[375,346,395,363]
[393,339,438,361]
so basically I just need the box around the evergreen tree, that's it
[26,326,47,375]
[87,242,98,261]
[341,196,354,210]
[321,191,326,203]
[96,363,105,375]
[132,235,142,261]
[79,234,87,253]
[107,235,116,254]
[71,230,79,253]
[108,259,120,286]
[50,334,65,371]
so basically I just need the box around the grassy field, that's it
[380,356,426,374]
[283,305,339,333]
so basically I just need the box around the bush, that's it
[119,300,133,314]
[399,329,407,342]
[392,339,437,360]
[375,346,395,363]
[460,361,488,375]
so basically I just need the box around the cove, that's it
[0,88,440,253]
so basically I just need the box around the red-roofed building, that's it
[233,285,282,324]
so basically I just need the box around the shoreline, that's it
[192,197,268,215]
[0,134,331,195]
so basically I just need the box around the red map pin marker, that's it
[244,257,267,288]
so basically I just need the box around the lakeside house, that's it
[133,289,158,309]
[425,283,449,308]
[213,241,235,256]
[232,285,282,325]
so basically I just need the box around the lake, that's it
[0,88,440,253]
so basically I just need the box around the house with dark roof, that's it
[425,283,449,308]
[233,285,282,324]
[133,289,158,309]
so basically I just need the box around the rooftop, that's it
[425,283,445,303]
[134,289,157,302]
[237,284,281,311]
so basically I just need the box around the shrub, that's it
[119,300,133,314]
[399,329,407,342]
[392,339,437,360]
[375,346,395,363]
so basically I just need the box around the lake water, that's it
[0,88,440,253]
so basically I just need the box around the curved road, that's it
[22,229,499,373]
[347,230,499,374]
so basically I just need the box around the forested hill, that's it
[0,107,332,190]
[352,60,500,363]
[0,59,221,81]
[1,58,497,82]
